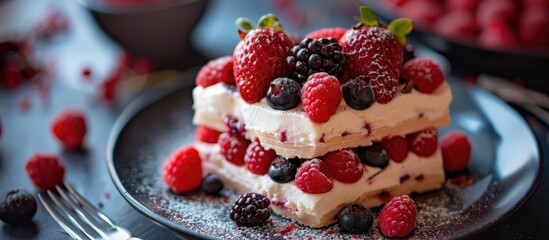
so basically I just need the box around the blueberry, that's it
[338,203,373,234]
[266,77,301,110]
[201,174,224,195]
[342,76,375,110]
[268,156,299,183]
[356,143,389,168]
[0,189,37,225]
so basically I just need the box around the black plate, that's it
[107,75,542,239]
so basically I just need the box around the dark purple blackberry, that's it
[268,156,299,183]
[338,203,373,234]
[266,77,301,110]
[286,37,346,83]
[403,44,415,63]
[230,193,270,226]
[356,143,389,168]
[342,75,375,110]
[0,189,37,225]
[201,174,224,195]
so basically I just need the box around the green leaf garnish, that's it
[388,18,413,46]
[359,6,379,27]
[235,17,254,32]
[258,13,282,30]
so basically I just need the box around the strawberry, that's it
[195,56,234,88]
[400,0,443,27]
[479,21,518,49]
[518,8,549,48]
[305,27,347,41]
[476,0,517,28]
[441,131,471,172]
[433,10,479,41]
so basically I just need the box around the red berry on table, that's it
[25,154,65,190]
[476,0,516,28]
[407,128,438,157]
[295,159,334,194]
[441,131,471,172]
[479,21,518,49]
[433,10,479,41]
[218,133,250,166]
[301,72,342,123]
[244,140,276,175]
[305,27,347,41]
[195,56,234,88]
[323,149,364,183]
[381,135,409,163]
[195,125,222,144]
[379,195,417,237]
[51,109,87,150]
[402,58,445,94]
[400,0,443,27]
[162,146,203,193]
[2,54,25,90]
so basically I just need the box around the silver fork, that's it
[37,182,140,240]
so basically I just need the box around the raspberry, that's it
[446,0,480,11]
[287,37,346,83]
[195,125,222,144]
[224,116,246,137]
[381,135,409,163]
[244,140,276,175]
[379,195,417,237]
[295,159,334,194]
[230,193,270,226]
[162,146,203,193]
[218,133,250,166]
[433,10,479,41]
[441,131,471,172]
[233,28,293,104]
[195,56,234,88]
[51,109,87,149]
[400,0,442,27]
[25,154,65,190]
[406,128,438,157]
[0,189,37,225]
[305,27,347,40]
[476,0,516,28]
[479,21,518,49]
[301,73,342,123]
[323,150,364,183]
[402,58,445,94]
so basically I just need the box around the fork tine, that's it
[37,193,89,240]
[65,183,116,228]
[46,190,97,240]
[56,185,111,239]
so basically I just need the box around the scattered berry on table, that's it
[379,195,417,237]
[195,125,222,144]
[268,156,299,183]
[338,203,373,234]
[25,153,65,190]
[162,146,203,193]
[201,174,224,195]
[342,75,375,110]
[287,37,346,83]
[402,58,445,93]
[381,135,409,163]
[305,27,347,40]
[295,159,334,194]
[0,189,37,225]
[301,72,342,123]
[244,140,276,175]
[218,133,250,166]
[266,77,301,110]
[407,128,438,157]
[323,150,364,183]
[51,109,87,150]
[441,131,471,172]
[356,143,390,168]
[195,56,234,88]
[230,192,271,226]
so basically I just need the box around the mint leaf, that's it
[258,14,278,28]
[359,6,379,27]
[388,18,413,45]
[235,17,254,31]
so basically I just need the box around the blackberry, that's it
[230,193,270,226]
[356,143,390,168]
[266,77,301,110]
[201,174,224,195]
[287,37,346,83]
[0,189,37,225]
[338,203,374,234]
[342,75,375,110]
[268,156,299,183]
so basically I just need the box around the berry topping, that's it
[201,174,224,195]
[301,72,342,123]
[407,128,438,157]
[379,195,417,237]
[342,75,375,110]
[402,58,445,93]
[323,150,364,183]
[266,77,301,110]
[195,56,234,88]
[268,156,299,183]
[305,27,347,40]
[441,131,471,172]
[287,37,346,83]
[0,189,37,225]
[338,203,373,234]
[218,133,250,166]
[25,153,65,190]
[381,135,409,163]
[230,192,271,226]
[224,116,246,137]
[356,143,390,168]
[195,125,222,144]
[244,140,277,175]
[403,43,415,63]
[162,146,203,193]
[295,159,334,194]
[51,109,87,150]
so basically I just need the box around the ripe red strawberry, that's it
[479,21,518,49]
[51,109,87,149]
[434,10,479,41]
[195,125,222,144]
[407,128,438,157]
[379,195,417,237]
[323,149,364,183]
[476,0,516,28]
[195,56,234,88]
[25,153,65,190]
[295,159,333,194]
[301,73,342,123]
[402,58,445,93]
[400,0,443,27]
[381,135,408,163]
[441,131,471,171]
[233,28,293,104]
[341,26,403,104]
[305,27,347,41]
[446,0,480,11]
[162,146,203,193]
[244,140,276,175]
[518,8,549,47]
[218,133,250,166]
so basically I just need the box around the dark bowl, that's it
[76,0,209,70]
